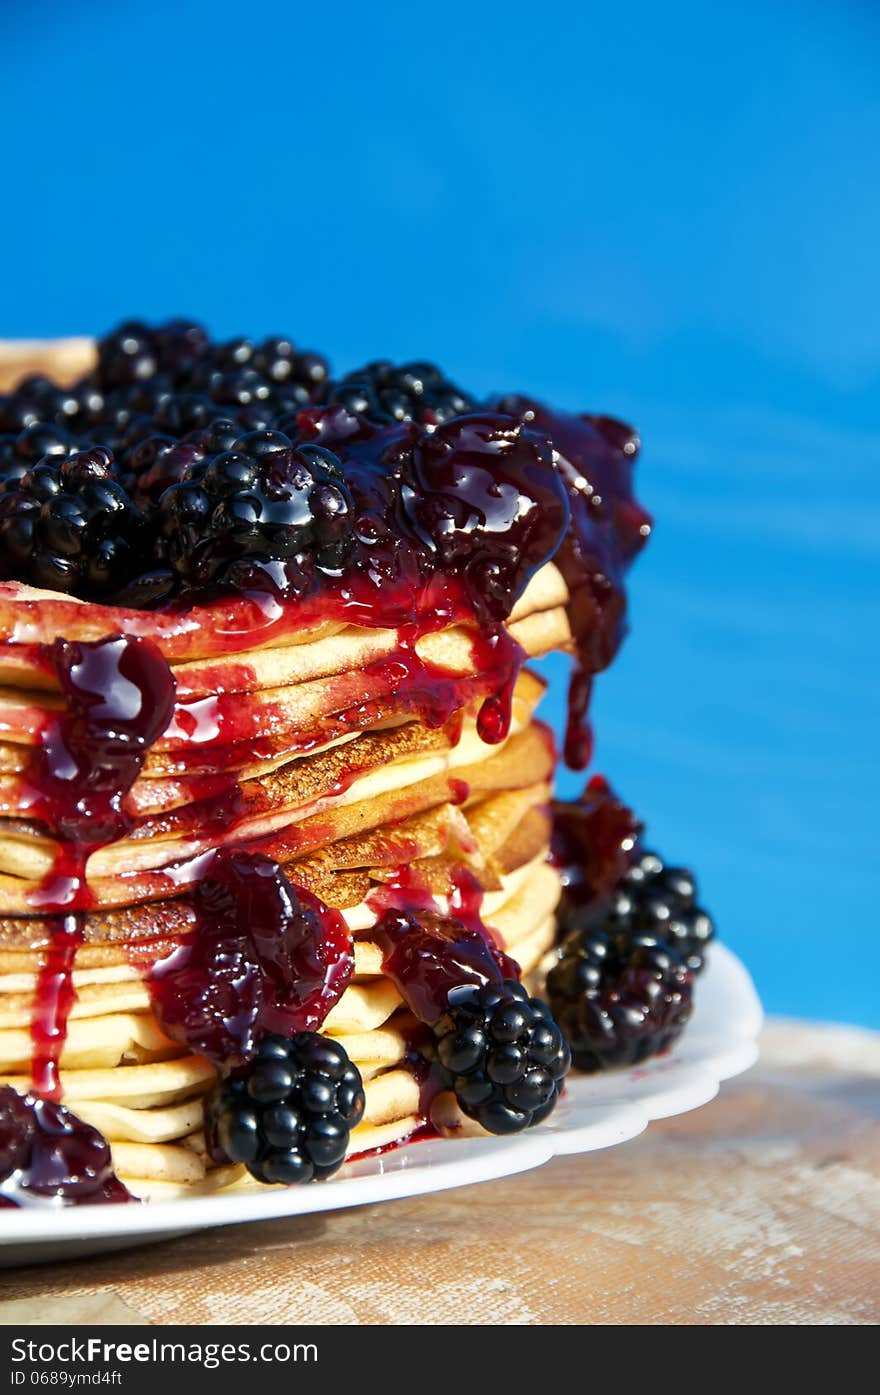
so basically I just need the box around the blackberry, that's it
[561,847,715,976]
[159,429,355,592]
[192,418,244,456]
[0,395,41,435]
[0,423,75,494]
[94,318,211,399]
[0,376,77,433]
[62,381,107,431]
[0,438,22,489]
[251,338,329,400]
[10,421,75,464]
[432,980,570,1134]
[400,413,570,623]
[187,336,328,406]
[208,336,257,370]
[120,433,184,504]
[545,926,693,1072]
[205,1032,365,1185]
[121,419,246,510]
[326,359,477,425]
[151,391,220,437]
[203,365,273,410]
[0,447,148,599]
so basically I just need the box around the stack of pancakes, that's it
[0,555,573,1197]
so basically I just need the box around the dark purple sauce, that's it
[149,849,354,1068]
[0,1085,134,1207]
[27,633,177,910]
[29,914,82,1101]
[377,907,519,1025]
[22,634,177,1119]
[493,400,652,766]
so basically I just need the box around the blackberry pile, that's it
[546,848,715,1071]
[205,1032,365,1185]
[432,979,570,1133]
[0,320,510,608]
[0,447,147,597]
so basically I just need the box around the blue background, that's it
[2,2,877,1025]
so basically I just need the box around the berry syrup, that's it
[0,1085,134,1208]
[367,863,519,1129]
[27,634,177,909]
[378,906,519,1025]
[28,915,81,1101]
[0,400,648,767]
[22,634,176,1121]
[3,385,651,1200]
[494,399,653,767]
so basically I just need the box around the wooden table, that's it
[2,1020,878,1326]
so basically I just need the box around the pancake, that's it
[0,712,554,914]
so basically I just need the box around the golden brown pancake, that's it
[0,336,582,1200]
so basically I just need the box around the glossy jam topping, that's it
[371,863,518,1028]
[377,907,519,1025]
[1,394,647,761]
[0,1085,134,1206]
[551,775,643,918]
[27,633,177,909]
[21,633,177,1126]
[29,914,82,1101]
[149,849,354,1068]
[3,337,653,1194]
[391,414,570,625]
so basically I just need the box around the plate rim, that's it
[0,942,762,1249]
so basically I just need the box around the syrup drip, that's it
[22,634,176,1130]
[148,849,354,1068]
[4,389,650,1202]
[494,399,652,768]
[564,664,594,771]
[551,775,643,918]
[27,634,177,910]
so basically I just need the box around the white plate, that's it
[0,943,761,1266]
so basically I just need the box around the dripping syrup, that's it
[16,634,177,1203]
